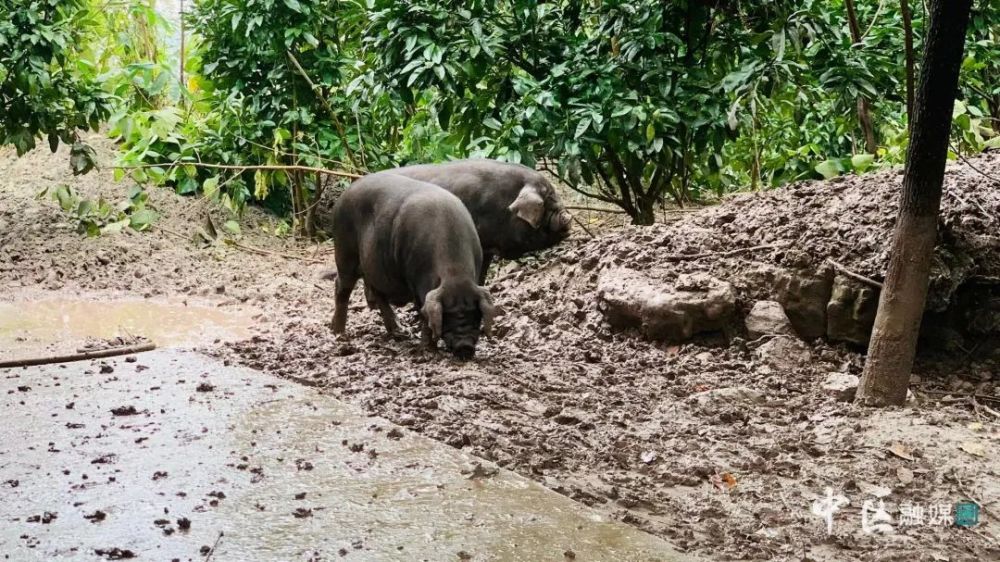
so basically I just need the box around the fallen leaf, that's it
[710,472,737,491]
[967,422,983,432]
[960,441,986,457]
[721,472,737,489]
[897,467,914,485]
[887,442,915,461]
[640,451,658,464]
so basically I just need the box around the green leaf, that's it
[283,0,302,12]
[646,122,655,143]
[483,118,502,130]
[69,142,97,176]
[55,184,76,211]
[575,118,591,139]
[223,220,242,235]
[815,159,842,180]
[851,154,875,173]
[203,176,221,200]
[129,209,159,231]
[101,219,129,235]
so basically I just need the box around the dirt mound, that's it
[489,153,1000,350]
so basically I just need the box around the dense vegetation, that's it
[2,0,998,228]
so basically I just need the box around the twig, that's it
[114,162,360,179]
[570,213,595,239]
[950,143,1000,186]
[204,531,224,561]
[224,240,327,264]
[286,50,361,171]
[565,205,629,214]
[0,342,157,369]
[660,244,779,262]
[157,225,191,240]
[946,187,994,223]
[917,389,1000,404]
[826,258,884,289]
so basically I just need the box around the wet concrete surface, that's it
[0,297,253,361]
[1,349,690,561]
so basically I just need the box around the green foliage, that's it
[103,0,1000,227]
[39,183,158,236]
[0,0,113,156]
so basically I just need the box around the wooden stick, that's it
[286,50,361,171]
[224,240,327,264]
[826,258,884,289]
[917,389,1000,404]
[114,162,360,179]
[0,342,156,369]
[570,213,595,239]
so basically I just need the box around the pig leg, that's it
[420,318,437,350]
[478,253,494,285]
[371,293,400,336]
[331,272,359,335]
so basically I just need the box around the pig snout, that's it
[441,313,483,360]
[551,209,572,236]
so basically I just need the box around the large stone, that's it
[822,372,860,401]
[745,300,795,339]
[745,264,833,340]
[754,336,812,371]
[597,268,736,342]
[826,275,879,345]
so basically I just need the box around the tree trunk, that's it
[901,0,915,132]
[632,201,656,226]
[856,0,973,406]
[844,0,878,154]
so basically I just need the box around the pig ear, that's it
[421,288,444,340]
[508,185,545,229]
[477,288,496,337]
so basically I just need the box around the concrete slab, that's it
[1,349,691,561]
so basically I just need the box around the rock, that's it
[822,372,860,401]
[746,265,833,339]
[597,269,736,342]
[745,300,795,339]
[754,336,812,371]
[826,275,878,345]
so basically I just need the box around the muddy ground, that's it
[2,134,999,561]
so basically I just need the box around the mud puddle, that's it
[0,349,687,561]
[0,296,254,360]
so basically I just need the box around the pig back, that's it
[332,174,483,305]
[390,159,569,259]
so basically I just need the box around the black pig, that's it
[388,159,572,282]
[330,172,496,359]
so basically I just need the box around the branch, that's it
[114,162,360,179]
[286,50,362,171]
[826,258,884,289]
[0,342,156,369]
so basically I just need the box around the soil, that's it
[2,133,999,561]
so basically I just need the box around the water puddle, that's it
[0,296,254,359]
